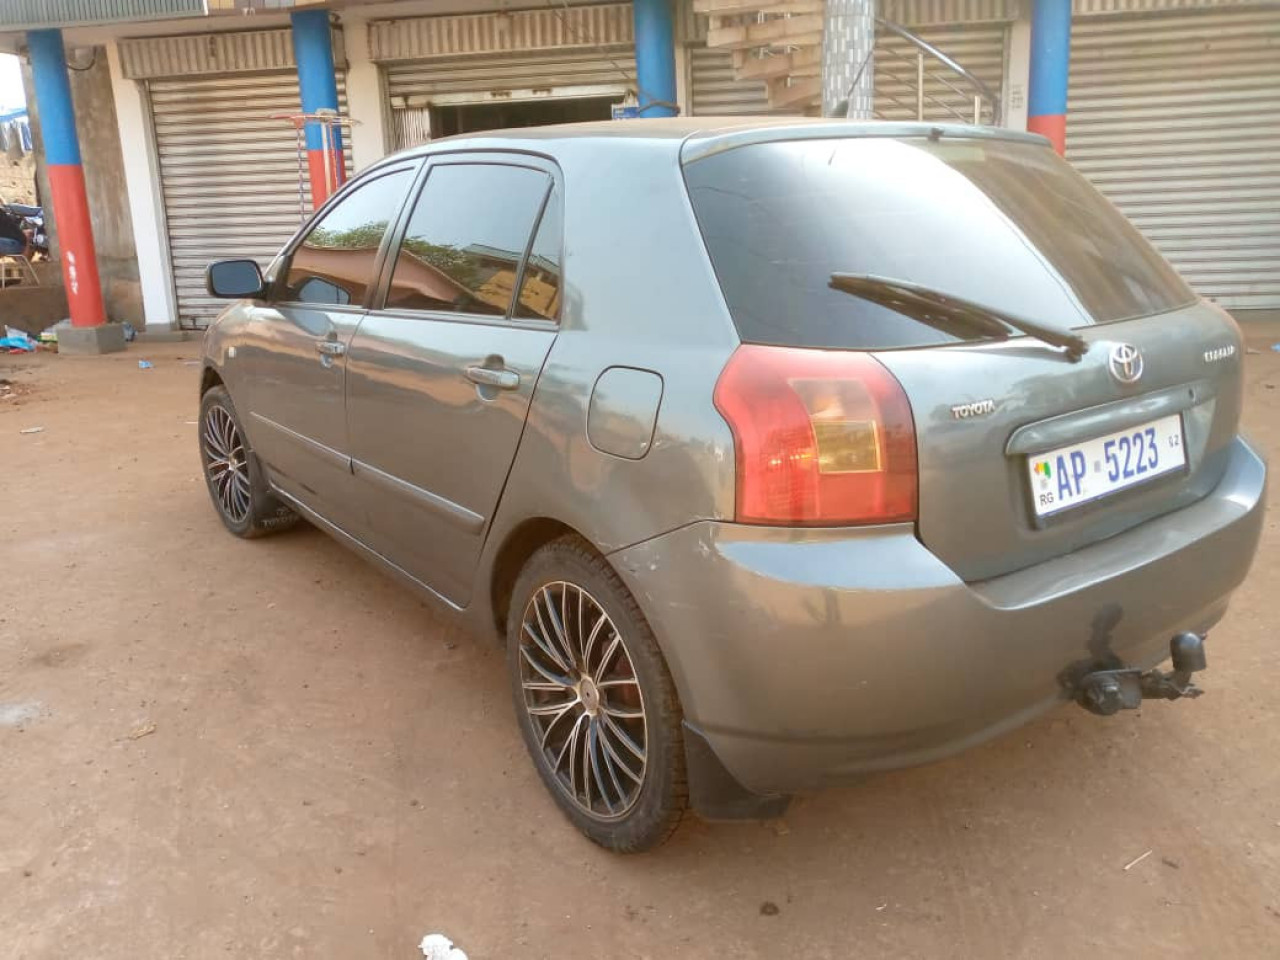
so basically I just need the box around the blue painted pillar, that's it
[632,0,678,117]
[290,9,345,207]
[1027,0,1071,155]
[28,29,106,327]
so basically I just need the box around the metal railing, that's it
[873,18,1002,126]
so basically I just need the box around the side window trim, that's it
[365,158,433,315]
[508,183,556,322]
[269,161,421,311]
[370,153,562,328]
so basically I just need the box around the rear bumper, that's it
[611,436,1266,796]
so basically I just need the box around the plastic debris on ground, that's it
[1,326,36,352]
[138,360,153,370]
[1272,344,1280,353]
[122,321,137,342]
[419,933,469,960]
[127,721,157,741]
[19,426,43,434]
[0,701,43,727]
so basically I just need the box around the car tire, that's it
[507,536,688,852]
[199,385,299,539]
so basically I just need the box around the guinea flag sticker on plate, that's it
[1028,414,1187,517]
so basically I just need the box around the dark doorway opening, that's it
[430,95,620,137]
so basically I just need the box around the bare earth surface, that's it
[2,333,1278,959]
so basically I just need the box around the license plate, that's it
[1028,414,1186,517]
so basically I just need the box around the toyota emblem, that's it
[1109,343,1144,384]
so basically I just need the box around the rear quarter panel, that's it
[469,137,741,626]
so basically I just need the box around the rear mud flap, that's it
[683,722,792,821]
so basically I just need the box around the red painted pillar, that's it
[29,28,106,327]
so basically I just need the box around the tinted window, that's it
[281,169,413,306]
[386,164,551,316]
[684,138,1195,350]
[514,186,562,322]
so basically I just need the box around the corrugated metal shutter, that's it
[370,3,633,61]
[1073,0,1266,15]
[883,0,1019,25]
[149,72,353,329]
[0,0,203,29]
[874,22,1007,123]
[384,48,635,100]
[120,27,347,80]
[1067,8,1280,311]
[689,45,777,116]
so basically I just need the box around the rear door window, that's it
[384,164,552,317]
[279,169,414,306]
[683,137,1195,350]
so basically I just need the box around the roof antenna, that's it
[826,45,875,119]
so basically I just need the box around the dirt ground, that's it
[2,332,1279,960]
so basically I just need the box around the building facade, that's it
[0,0,1276,332]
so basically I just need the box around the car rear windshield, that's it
[683,136,1196,351]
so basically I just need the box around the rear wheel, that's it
[199,385,298,539]
[507,537,687,852]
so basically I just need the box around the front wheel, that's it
[199,385,298,539]
[507,537,688,852]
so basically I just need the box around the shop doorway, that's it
[430,95,621,137]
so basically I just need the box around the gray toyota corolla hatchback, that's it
[198,118,1265,852]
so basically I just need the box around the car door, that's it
[344,158,563,606]
[235,165,417,533]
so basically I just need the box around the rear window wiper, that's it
[829,273,1088,362]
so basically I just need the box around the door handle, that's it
[465,365,519,390]
[315,339,346,357]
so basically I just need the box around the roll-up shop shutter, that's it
[149,72,353,329]
[383,48,634,150]
[689,45,777,116]
[874,22,1006,123]
[1067,8,1280,311]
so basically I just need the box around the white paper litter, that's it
[19,426,44,434]
[419,933,468,960]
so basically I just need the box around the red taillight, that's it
[713,344,918,526]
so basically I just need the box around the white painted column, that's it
[822,0,875,118]
[673,42,690,117]
[105,39,175,331]
[1004,14,1032,131]
[340,17,388,171]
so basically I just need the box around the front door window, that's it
[279,169,415,307]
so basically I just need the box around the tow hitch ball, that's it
[1076,633,1207,717]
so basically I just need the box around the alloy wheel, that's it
[517,581,648,819]
[202,405,251,524]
